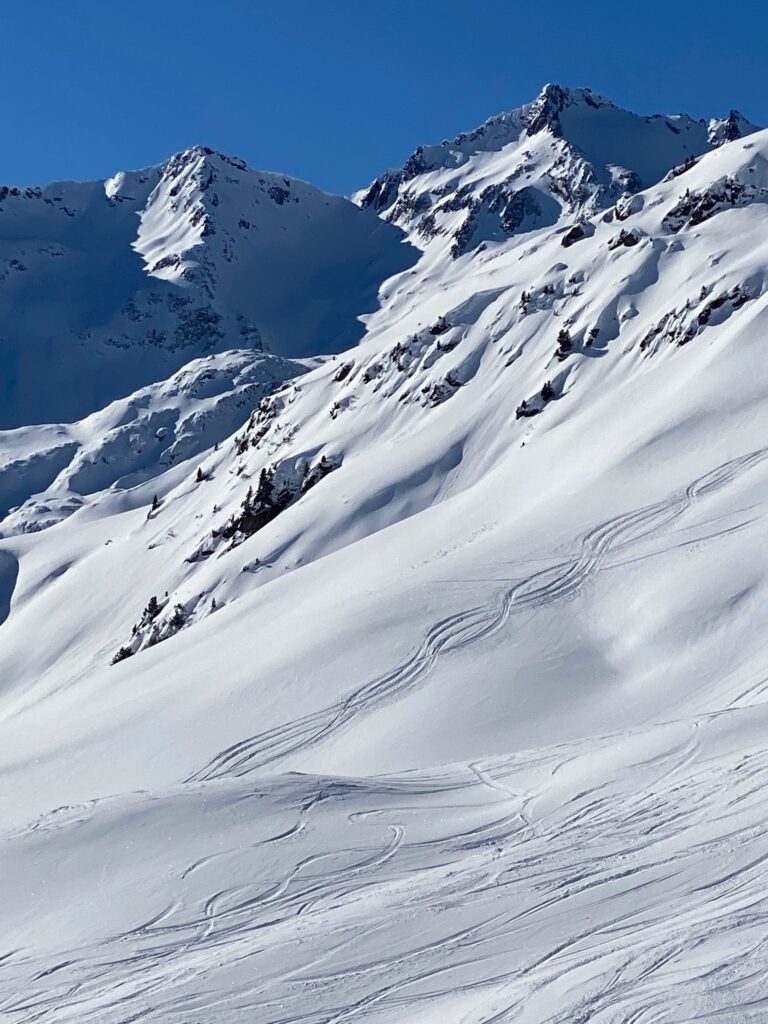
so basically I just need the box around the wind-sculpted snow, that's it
[3,93,768,1023]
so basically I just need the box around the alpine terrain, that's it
[2,84,768,1022]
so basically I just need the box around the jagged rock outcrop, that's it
[355,84,759,260]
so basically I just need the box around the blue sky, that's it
[3,1,766,194]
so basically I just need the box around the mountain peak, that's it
[522,83,759,151]
[162,145,250,177]
[525,83,614,134]
[357,85,762,252]
[708,108,760,146]
[0,143,417,427]
[5,79,768,1024]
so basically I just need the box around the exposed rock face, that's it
[4,90,768,1024]
[663,176,768,232]
[355,84,759,260]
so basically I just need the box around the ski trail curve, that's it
[189,446,768,783]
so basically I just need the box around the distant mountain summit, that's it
[1,88,758,429]
[521,84,757,159]
[4,87,768,1021]
[0,146,415,427]
[355,83,759,257]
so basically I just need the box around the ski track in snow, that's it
[4,450,765,1022]
[4,715,768,1022]
[6,107,768,1024]
[190,445,768,783]
[3,432,768,1024]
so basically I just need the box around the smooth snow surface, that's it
[2,86,768,1022]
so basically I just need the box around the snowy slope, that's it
[0,348,310,531]
[2,90,768,1022]
[0,147,415,427]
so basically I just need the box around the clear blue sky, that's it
[3,1,766,194]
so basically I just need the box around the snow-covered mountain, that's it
[0,348,311,530]
[356,84,758,256]
[0,146,415,427]
[2,85,768,1022]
